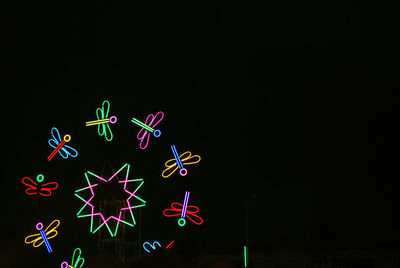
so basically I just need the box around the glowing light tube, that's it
[244,245,248,267]
[162,150,201,178]
[171,145,184,169]
[131,118,155,132]
[165,240,175,249]
[39,229,52,253]
[181,191,190,218]
[47,139,66,161]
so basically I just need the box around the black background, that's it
[2,0,399,267]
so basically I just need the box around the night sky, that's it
[2,0,399,267]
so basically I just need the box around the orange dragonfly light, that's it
[24,219,60,253]
[161,145,201,178]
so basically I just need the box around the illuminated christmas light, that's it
[143,241,161,253]
[163,192,203,226]
[22,175,58,196]
[74,163,146,237]
[244,245,248,267]
[24,219,60,253]
[165,240,175,249]
[36,174,44,183]
[131,111,164,149]
[162,150,201,178]
[85,100,117,141]
[61,247,85,268]
[47,127,78,161]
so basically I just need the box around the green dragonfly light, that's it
[85,100,117,141]
[61,247,85,268]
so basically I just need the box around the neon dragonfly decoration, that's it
[131,111,164,150]
[61,248,85,268]
[22,174,59,196]
[143,240,175,253]
[163,191,203,227]
[24,219,60,253]
[85,100,117,142]
[74,163,146,237]
[162,145,201,178]
[143,241,161,253]
[47,127,78,161]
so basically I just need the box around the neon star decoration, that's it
[131,111,164,150]
[22,174,59,196]
[163,191,203,226]
[162,146,201,178]
[61,248,85,268]
[47,127,78,161]
[24,219,60,253]
[74,163,146,237]
[85,100,117,142]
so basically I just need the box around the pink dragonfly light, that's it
[131,111,164,149]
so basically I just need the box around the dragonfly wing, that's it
[22,177,38,195]
[71,248,85,268]
[163,202,183,217]
[44,219,60,240]
[96,104,107,121]
[147,111,164,128]
[26,187,38,195]
[48,127,62,149]
[97,123,106,136]
[161,158,179,178]
[101,100,110,118]
[48,138,59,149]
[24,233,43,247]
[185,205,203,225]
[103,123,113,141]
[186,213,204,225]
[39,182,59,196]
[59,144,78,158]
[180,151,201,165]
[137,128,150,149]
[32,237,45,248]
